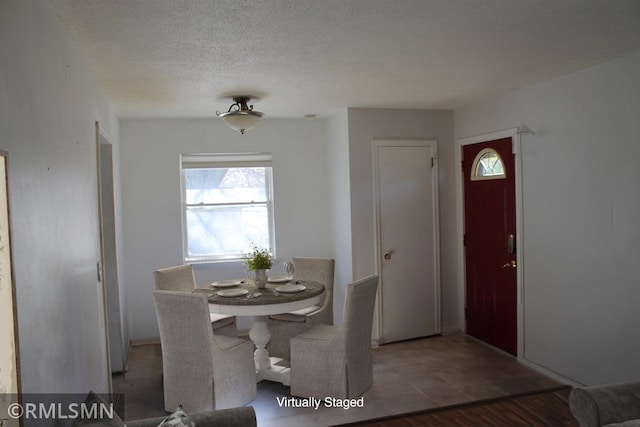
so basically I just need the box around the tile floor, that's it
[113,334,563,426]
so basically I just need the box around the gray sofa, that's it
[569,382,640,427]
[126,406,256,427]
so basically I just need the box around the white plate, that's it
[216,289,249,297]
[211,279,242,288]
[275,284,306,293]
[268,276,291,283]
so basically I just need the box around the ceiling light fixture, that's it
[216,96,264,134]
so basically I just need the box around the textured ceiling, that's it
[50,0,640,118]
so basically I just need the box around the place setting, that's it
[274,283,306,293]
[203,279,254,298]
[210,279,245,289]
[215,288,249,298]
[267,260,306,293]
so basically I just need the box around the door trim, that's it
[456,128,525,358]
[372,139,441,344]
[0,150,22,403]
[96,121,114,391]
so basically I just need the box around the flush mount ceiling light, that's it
[216,96,264,134]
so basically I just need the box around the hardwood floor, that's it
[113,334,568,426]
[335,387,577,426]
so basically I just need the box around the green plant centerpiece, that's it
[243,246,273,270]
[243,246,273,289]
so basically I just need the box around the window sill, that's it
[187,259,245,270]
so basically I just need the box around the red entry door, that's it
[463,138,517,355]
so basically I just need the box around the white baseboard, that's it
[441,324,461,336]
[130,337,161,346]
[519,358,583,387]
[123,341,133,372]
[463,333,582,386]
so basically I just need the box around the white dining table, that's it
[195,280,325,385]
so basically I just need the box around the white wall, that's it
[0,0,119,393]
[327,111,353,324]
[455,51,640,385]
[120,118,332,340]
[346,108,458,334]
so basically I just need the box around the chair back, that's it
[292,257,335,324]
[153,290,215,413]
[341,275,378,397]
[154,264,195,292]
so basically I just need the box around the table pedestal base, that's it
[256,357,291,386]
[207,281,325,385]
[249,315,291,385]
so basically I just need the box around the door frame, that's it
[0,150,21,407]
[456,128,525,357]
[96,121,118,390]
[372,139,441,344]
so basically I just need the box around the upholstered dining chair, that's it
[153,290,257,412]
[153,264,237,337]
[267,257,335,360]
[289,274,379,399]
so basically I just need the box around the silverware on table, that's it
[245,292,262,299]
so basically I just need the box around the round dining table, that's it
[194,280,325,385]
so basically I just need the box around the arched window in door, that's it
[471,148,506,180]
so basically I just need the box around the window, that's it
[470,148,506,181]
[181,153,274,263]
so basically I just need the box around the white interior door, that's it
[97,123,125,375]
[374,140,440,344]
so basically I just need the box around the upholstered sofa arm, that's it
[570,382,640,427]
[126,406,256,427]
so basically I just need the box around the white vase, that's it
[253,269,268,289]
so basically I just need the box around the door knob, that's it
[384,253,391,260]
[502,260,516,269]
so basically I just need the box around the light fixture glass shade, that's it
[216,96,264,134]
[220,111,263,134]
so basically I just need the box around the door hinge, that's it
[97,261,103,282]
[464,308,468,320]
[463,234,467,246]
[461,160,464,171]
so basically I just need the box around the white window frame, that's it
[180,152,275,264]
